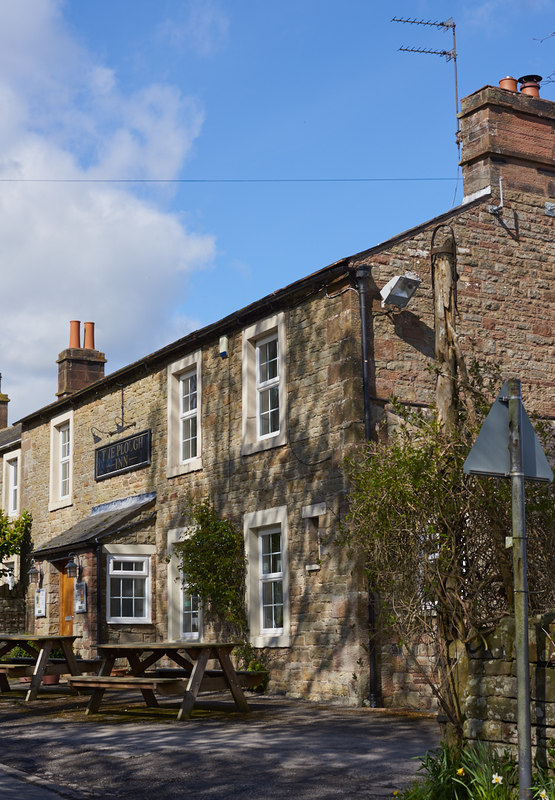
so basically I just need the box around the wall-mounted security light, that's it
[219,335,229,358]
[380,273,421,308]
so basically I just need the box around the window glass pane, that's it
[181,416,197,461]
[122,598,134,617]
[60,460,70,497]
[262,580,283,629]
[258,339,278,384]
[180,373,197,413]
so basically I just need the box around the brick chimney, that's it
[0,373,9,429]
[459,78,555,198]
[57,321,106,399]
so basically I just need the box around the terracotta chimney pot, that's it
[69,320,81,349]
[83,321,95,350]
[499,76,518,92]
[518,74,542,97]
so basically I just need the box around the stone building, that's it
[0,78,553,709]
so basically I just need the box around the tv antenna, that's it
[392,17,460,149]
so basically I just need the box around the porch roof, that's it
[33,496,156,560]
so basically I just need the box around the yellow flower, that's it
[456,768,465,776]
[539,790,548,800]
[393,793,398,797]
[492,773,503,785]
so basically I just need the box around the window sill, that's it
[241,432,287,457]
[107,619,153,625]
[251,632,290,648]
[48,498,73,512]
[167,457,203,478]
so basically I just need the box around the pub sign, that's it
[95,429,151,481]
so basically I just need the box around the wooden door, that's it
[59,564,74,636]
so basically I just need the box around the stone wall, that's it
[460,614,555,765]
[0,582,26,632]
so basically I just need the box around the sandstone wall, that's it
[460,614,555,767]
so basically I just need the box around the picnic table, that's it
[0,634,83,701]
[68,641,254,721]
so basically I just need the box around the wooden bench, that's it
[0,659,103,691]
[67,675,188,713]
[146,668,267,693]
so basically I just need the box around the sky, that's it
[1,0,554,421]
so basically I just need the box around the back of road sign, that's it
[463,381,553,482]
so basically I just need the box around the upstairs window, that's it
[257,336,280,438]
[242,312,287,456]
[167,352,202,477]
[180,370,198,462]
[49,410,73,511]
[2,449,21,519]
[59,423,70,498]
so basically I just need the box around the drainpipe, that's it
[355,264,380,708]
[96,541,102,646]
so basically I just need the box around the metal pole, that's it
[508,378,532,799]
[356,264,379,707]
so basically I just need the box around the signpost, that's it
[464,379,553,800]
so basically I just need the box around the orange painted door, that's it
[59,566,74,636]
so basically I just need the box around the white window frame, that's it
[104,546,154,625]
[167,352,202,477]
[2,448,21,518]
[259,527,284,633]
[49,410,73,511]
[167,528,202,641]
[244,505,289,648]
[242,312,287,455]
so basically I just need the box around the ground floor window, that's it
[181,580,201,639]
[260,528,283,631]
[244,505,289,648]
[167,528,203,641]
[107,555,151,624]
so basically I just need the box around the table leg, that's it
[59,639,81,675]
[0,673,10,693]
[127,653,158,708]
[177,648,210,721]
[26,641,52,701]
[217,650,251,713]
[84,655,115,715]
[86,688,106,714]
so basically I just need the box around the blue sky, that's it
[2,0,554,420]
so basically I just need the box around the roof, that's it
[32,495,156,559]
[0,423,22,453]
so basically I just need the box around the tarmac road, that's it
[0,690,440,799]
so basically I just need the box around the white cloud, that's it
[0,0,215,421]
[157,0,229,56]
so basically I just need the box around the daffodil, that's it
[492,773,503,785]
[538,790,548,800]
[456,767,464,776]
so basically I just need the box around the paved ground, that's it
[0,685,439,799]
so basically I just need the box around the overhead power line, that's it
[0,176,455,184]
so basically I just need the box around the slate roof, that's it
[0,423,21,452]
[33,496,156,559]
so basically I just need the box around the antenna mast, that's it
[392,17,460,149]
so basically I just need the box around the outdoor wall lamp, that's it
[27,559,43,586]
[380,273,421,308]
[66,553,81,580]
